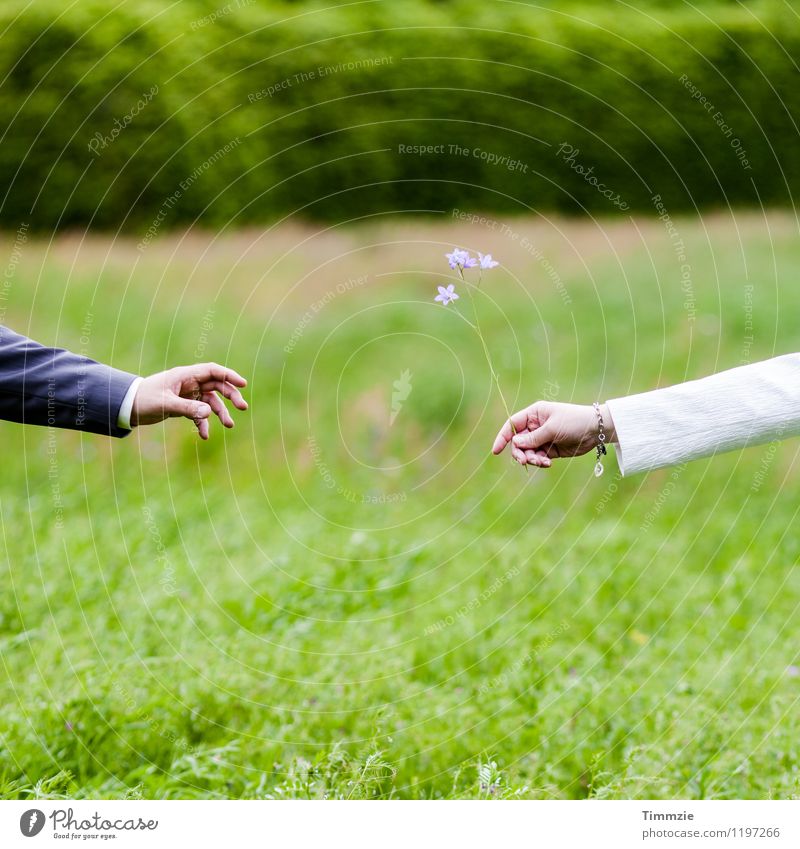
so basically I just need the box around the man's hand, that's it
[491,401,616,467]
[131,363,248,439]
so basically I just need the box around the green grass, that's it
[1,212,800,799]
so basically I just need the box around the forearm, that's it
[606,354,800,475]
[0,326,138,437]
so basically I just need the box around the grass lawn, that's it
[1,211,799,799]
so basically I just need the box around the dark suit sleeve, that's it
[0,325,139,437]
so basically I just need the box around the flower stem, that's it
[451,306,478,331]
[456,266,525,470]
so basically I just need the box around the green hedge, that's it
[0,0,798,232]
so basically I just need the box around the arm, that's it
[0,325,138,436]
[0,326,248,439]
[492,354,800,476]
[606,353,800,475]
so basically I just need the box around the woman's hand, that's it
[491,401,616,467]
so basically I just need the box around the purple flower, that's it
[787,664,800,678]
[445,248,478,270]
[478,253,499,269]
[435,284,459,305]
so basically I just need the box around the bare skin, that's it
[492,401,617,467]
[131,362,248,440]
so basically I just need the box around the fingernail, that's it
[198,403,211,417]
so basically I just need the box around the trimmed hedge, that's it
[0,0,798,231]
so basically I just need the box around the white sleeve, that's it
[606,354,800,476]
[116,376,143,430]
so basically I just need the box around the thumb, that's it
[168,394,212,421]
[512,420,554,450]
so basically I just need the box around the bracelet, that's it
[592,401,607,477]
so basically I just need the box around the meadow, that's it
[1,211,799,799]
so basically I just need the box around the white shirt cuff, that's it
[605,353,800,476]
[117,377,143,430]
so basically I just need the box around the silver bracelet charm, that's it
[593,401,607,477]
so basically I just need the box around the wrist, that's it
[118,376,144,430]
[599,403,616,442]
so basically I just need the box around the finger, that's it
[512,423,553,451]
[199,380,248,410]
[528,441,560,460]
[195,415,210,440]
[492,408,533,454]
[194,362,247,387]
[510,444,529,465]
[203,391,235,428]
[168,395,212,421]
[525,449,552,468]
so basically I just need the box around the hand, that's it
[491,401,616,467]
[131,362,248,439]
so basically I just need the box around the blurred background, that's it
[1,0,799,229]
[1,0,800,800]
